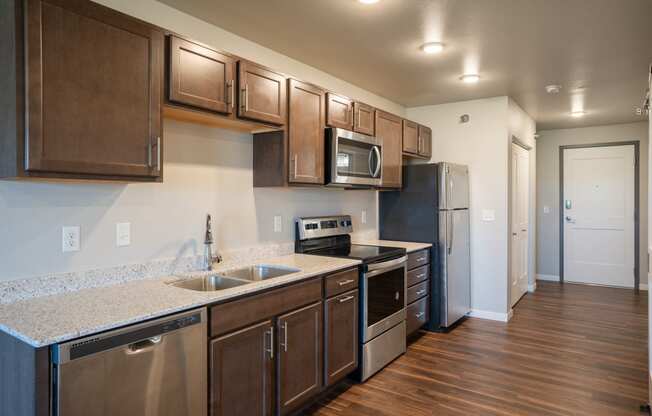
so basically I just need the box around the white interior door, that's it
[563,145,635,288]
[510,143,529,307]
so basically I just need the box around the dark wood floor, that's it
[306,281,648,416]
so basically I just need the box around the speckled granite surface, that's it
[0,254,360,347]
[351,239,432,253]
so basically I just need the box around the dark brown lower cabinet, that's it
[325,290,358,386]
[210,320,274,416]
[277,301,323,415]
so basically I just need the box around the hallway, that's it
[307,282,648,416]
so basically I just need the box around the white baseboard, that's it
[528,282,537,292]
[537,274,560,282]
[468,309,512,322]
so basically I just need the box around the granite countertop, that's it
[0,254,360,348]
[351,239,432,253]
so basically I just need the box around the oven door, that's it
[362,256,407,342]
[328,128,382,187]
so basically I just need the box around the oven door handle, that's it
[365,255,408,274]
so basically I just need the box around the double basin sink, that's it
[169,265,301,292]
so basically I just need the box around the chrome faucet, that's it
[204,214,223,271]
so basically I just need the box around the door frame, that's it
[559,141,640,290]
[510,136,532,306]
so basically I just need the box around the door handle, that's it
[280,322,288,352]
[565,216,576,224]
[265,326,274,359]
[126,336,162,355]
[241,84,249,112]
[226,80,234,110]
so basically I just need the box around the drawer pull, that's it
[339,295,355,303]
[416,273,426,279]
[416,257,426,262]
[338,279,355,286]
[415,312,425,319]
[416,289,427,296]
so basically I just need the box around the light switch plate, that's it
[481,210,495,222]
[543,206,550,214]
[62,226,81,252]
[273,216,282,233]
[116,222,131,247]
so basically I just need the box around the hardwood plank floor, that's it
[306,282,648,416]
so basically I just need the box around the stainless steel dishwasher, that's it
[52,308,207,416]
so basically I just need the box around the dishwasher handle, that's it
[53,309,206,364]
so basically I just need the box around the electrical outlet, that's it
[273,216,282,233]
[481,210,495,222]
[361,210,368,224]
[62,226,80,253]
[116,222,131,247]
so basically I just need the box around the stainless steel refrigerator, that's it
[379,162,471,330]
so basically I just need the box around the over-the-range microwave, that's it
[326,128,383,187]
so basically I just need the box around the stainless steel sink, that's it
[169,275,249,292]
[221,265,301,281]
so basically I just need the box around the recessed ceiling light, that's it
[421,42,444,54]
[571,110,586,118]
[545,84,562,94]
[358,0,379,4]
[460,74,480,84]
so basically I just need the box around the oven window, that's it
[336,138,375,178]
[366,266,405,327]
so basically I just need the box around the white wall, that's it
[507,99,538,292]
[407,97,514,317]
[535,122,649,283]
[0,0,405,282]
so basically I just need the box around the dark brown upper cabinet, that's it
[418,124,432,159]
[353,102,375,136]
[210,320,274,416]
[168,35,236,115]
[238,61,287,126]
[402,119,419,156]
[325,290,358,386]
[326,93,354,130]
[0,0,164,181]
[376,111,403,189]
[277,302,323,415]
[288,79,325,185]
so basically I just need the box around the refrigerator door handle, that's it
[447,212,453,255]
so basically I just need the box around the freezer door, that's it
[439,209,471,327]
[438,163,470,209]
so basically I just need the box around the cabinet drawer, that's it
[210,278,322,337]
[324,268,359,298]
[407,280,429,304]
[406,296,429,336]
[406,265,429,287]
[407,249,430,270]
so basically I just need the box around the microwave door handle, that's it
[372,146,381,178]
[368,148,374,177]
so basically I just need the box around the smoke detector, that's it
[545,84,562,94]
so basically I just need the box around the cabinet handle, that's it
[338,279,355,287]
[416,273,426,279]
[241,84,249,112]
[339,295,355,304]
[226,80,234,109]
[415,312,425,319]
[148,137,161,171]
[293,154,298,179]
[280,322,288,352]
[266,326,274,359]
[349,105,354,125]
[416,257,426,262]
[416,289,426,296]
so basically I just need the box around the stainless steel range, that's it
[295,215,407,381]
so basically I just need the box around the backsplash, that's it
[0,120,378,283]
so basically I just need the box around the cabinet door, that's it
[25,0,163,178]
[418,124,432,159]
[169,36,235,114]
[278,302,323,415]
[288,79,325,184]
[210,320,274,416]
[376,110,402,188]
[325,290,358,386]
[238,61,286,125]
[326,93,354,130]
[353,102,375,136]
[402,120,419,155]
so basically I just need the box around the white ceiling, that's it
[159,0,652,130]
